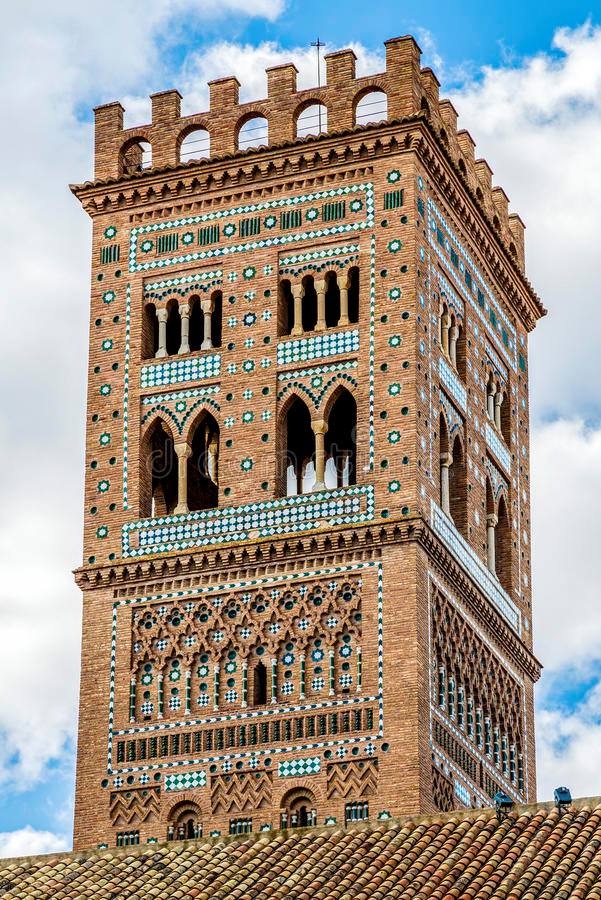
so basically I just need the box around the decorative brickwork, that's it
[109,787,161,827]
[210,771,272,813]
[326,759,378,798]
[71,33,544,850]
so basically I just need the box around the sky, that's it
[0,0,600,858]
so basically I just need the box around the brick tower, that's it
[71,36,545,850]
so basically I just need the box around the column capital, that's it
[312,418,327,435]
[486,513,498,528]
[156,307,168,323]
[175,441,192,459]
[179,302,191,318]
[291,282,305,299]
[338,272,350,289]
[440,451,453,467]
[494,392,503,406]
[200,297,214,314]
[314,278,327,293]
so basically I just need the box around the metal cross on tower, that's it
[311,37,325,133]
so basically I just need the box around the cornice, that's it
[73,513,541,682]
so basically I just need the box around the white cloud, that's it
[179,40,385,112]
[0,826,69,860]
[531,418,601,673]
[451,22,601,418]
[531,416,601,801]
[537,679,601,802]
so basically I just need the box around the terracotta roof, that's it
[2,797,601,899]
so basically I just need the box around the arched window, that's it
[324,271,340,328]
[165,300,181,357]
[496,496,512,593]
[252,661,267,706]
[324,390,357,489]
[296,103,328,137]
[141,419,178,517]
[347,266,360,324]
[448,435,467,537]
[282,397,315,496]
[142,303,159,359]
[280,788,317,829]
[355,90,387,126]
[187,413,219,512]
[500,391,511,445]
[439,414,451,515]
[179,128,210,163]
[167,802,202,842]
[238,116,268,150]
[278,279,294,337]
[188,296,203,352]
[301,275,318,333]
[120,138,151,175]
[485,479,496,573]
[210,290,223,349]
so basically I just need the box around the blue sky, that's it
[0,0,600,858]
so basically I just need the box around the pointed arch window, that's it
[187,413,220,512]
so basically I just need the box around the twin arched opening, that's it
[486,374,510,444]
[439,414,467,538]
[439,303,465,378]
[486,481,511,592]
[167,801,202,842]
[141,411,220,518]
[280,788,317,829]
[143,292,222,360]
[280,388,357,497]
[278,268,359,337]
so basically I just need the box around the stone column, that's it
[487,381,495,419]
[312,418,327,491]
[178,302,190,354]
[338,273,350,326]
[208,435,219,484]
[494,391,503,431]
[201,298,214,350]
[441,311,450,357]
[174,442,192,515]
[241,661,248,708]
[156,308,168,358]
[315,279,327,332]
[486,513,498,573]
[291,283,304,336]
[440,452,452,515]
[449,324,459,368]
[270,658,278,704]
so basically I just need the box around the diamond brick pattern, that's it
[277,329,360,366]
[278,756,321,777]
[140,354,221,389]
[165,770,206,792]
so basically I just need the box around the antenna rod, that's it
[310,37,325,133]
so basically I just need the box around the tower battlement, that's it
[90,37,527,272]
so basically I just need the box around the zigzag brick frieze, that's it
[210,771,272,814]
[109,787,161,827]
[326,759,378,799]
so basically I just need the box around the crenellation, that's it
[508,213,526,271]
[324,48,357,84]
[419,67,441,119]
[266,63,299,99]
